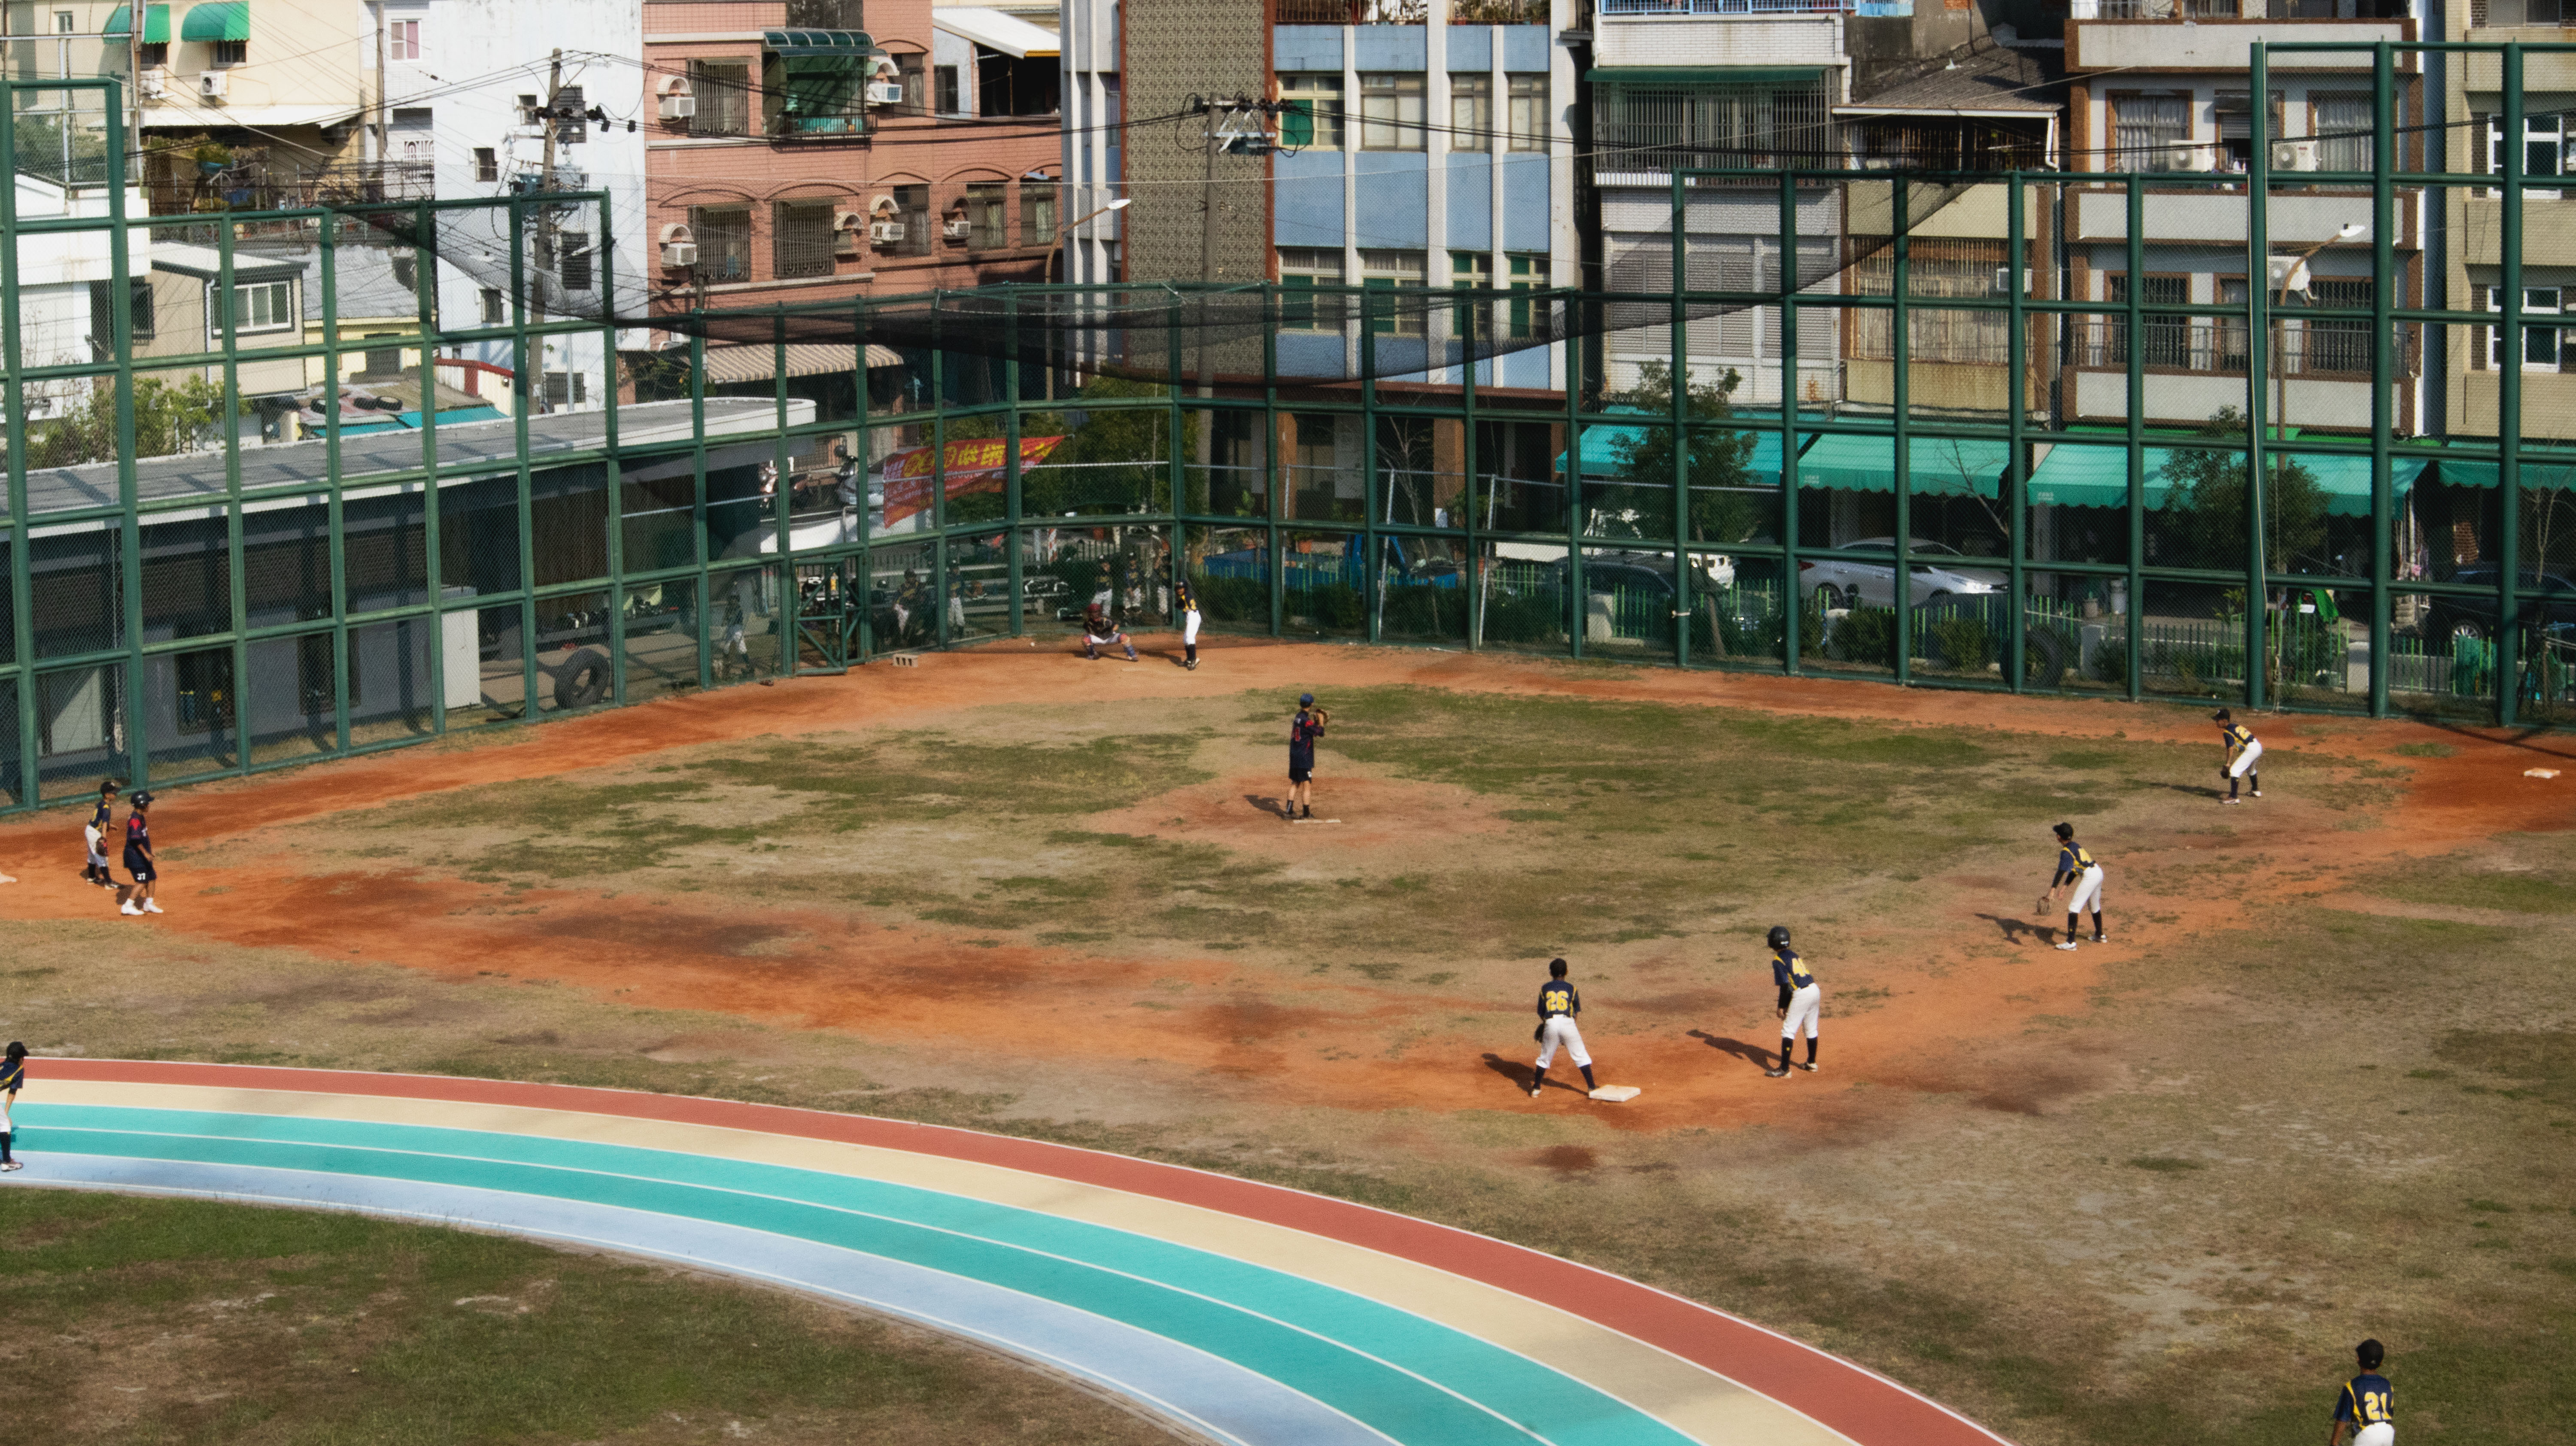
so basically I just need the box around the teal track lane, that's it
[29,1104,1700,1446]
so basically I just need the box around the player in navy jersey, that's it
[2216,708,2263,803]
[1286,694,1326,820]
[2041,821,2107,950]
[83,778,120,890]
[1765,925,1820,1077]
[2327,1338,2394,1446]
[1527,958,1598,1097]
[118,791,160,917]
[0,1039,22,1170]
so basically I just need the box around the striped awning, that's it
[762,27,874,55]
[699,342,904,386]
[103,4,171,42]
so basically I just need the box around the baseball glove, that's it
[1532,1022,1546,1043]
[2035,894,2050,916]
[1312,707,1330,726]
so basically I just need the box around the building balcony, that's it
[2454,193,2576,267]
[2069,188,2412,249]
[1275,0,1428,22]
[2068,319,2421,429]
[2066,12,2413,73]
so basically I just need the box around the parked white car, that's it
[1798,539,2006,609]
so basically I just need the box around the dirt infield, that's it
[2,643,2567,1136]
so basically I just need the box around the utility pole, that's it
[533,48,564,413]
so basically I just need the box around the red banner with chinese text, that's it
[879,436,1066,525]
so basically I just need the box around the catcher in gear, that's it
[1081,600,1138,662]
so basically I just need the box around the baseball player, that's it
[1081,599,1138,662]
[2041,821,2106,950]
[2215,707,2263,803]
[83,778,119,890]
[1764,925,1820,1077]
[0,1039,22,1171]
[1286,693,1326,820]
[117,791,160,917]
[2326,1339,2394,1446]
[1176,577,1203,671]
[1527,958,1598,1097]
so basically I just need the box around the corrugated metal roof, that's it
[700,342,905,385]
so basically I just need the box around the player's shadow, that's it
[1479,1053,1538,1091]
[1243,792,1293,819]
[1974,912,2054,945]
[2147,781,2227,799]
[1686,1031,1777,1069]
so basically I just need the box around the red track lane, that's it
[42,1059,2011,1446]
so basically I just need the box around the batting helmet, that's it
[1766,925,1792,949]
[2053,821,2075,840]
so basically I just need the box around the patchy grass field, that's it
[0,1188,1179,1446]
[1,646,2570,1446]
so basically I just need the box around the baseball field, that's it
[1,640,2570,1445]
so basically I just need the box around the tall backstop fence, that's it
[5,43,2575,812]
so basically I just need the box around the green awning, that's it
[179,1,247,42]
[1559,406,1784,481]
[1589,66,1826,89]
[2028,443,2426,514]
[104,5,172,42]
[763,27,874,55]
[1797,432,2010,498]
[2427,451,2576,490]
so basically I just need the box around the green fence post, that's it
[415,197,447,737]
[2007,176,2029,695]
[1005,291,1024,639]
[2126,168,2148,702]
[1892,177,1912,685]
[2246,45,2272,711]
[1670,170,1689,668]
[2369,40,2395,718]
[108,91,144,784]
[1780,170,1801,675]
[2500,43,2525,726]
[0,87,32,808]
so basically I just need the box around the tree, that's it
[1604,361,1761,545]
[21,374,231,470]
[2157,406,2328,575]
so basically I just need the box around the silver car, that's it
[1799,538,2007,609]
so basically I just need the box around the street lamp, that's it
[1045,195,1129,286]
[2260,219,2366,691]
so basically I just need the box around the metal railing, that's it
[2072,319,2420,377]
[1601,0,1852,12]
[1274,0,1430,22]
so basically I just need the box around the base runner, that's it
[1527,958,1598,1097]
[83,778,119,890]
[1764,926,1820,1077]
[118,791,161,917]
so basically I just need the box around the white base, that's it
[2526,767,2560,779]
[1586,1085,1641,1103]
[1288,818,1342,824]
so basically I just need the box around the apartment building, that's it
[641,0,1062,340]
[119,0,376,205]
[2056,0,2422,437]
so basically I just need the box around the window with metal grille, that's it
[474,146,497,182]
[480,288,504,325]
[1591,79,1826,170]
[1847,244,2009,364]
[1278,247,1344,331]
[2310,91,2374,173]
[965,183,1006,250]
[1021,178,1056,247]
[1450,74,1489,150]
[936,65,961,114]
[2299,277,2376,376]
[212,38,245,67]
[691,206,752,283]
[774,201,837,277]
[1507,75,1546,152]
[690,59,752,137]
[2101,274,2191,368]
[2108,91,2190,172]
[1358,73,1425,152]
[544,371,589,407]
[1279,74,1343,150]
[1361,249,1426,336]
[362,337,403,377]
[784,0,863,26]
[556,231,592,292]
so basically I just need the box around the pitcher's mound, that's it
[1087,773,1506,857]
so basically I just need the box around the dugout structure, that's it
[5,44,2576,812]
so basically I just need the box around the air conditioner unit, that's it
[138,66,166,98]
[199,70,228,100]
[660,94,696,121]
[1992,266,2034,295]
[659,222,697,269]
[2167,143,2220,173]
[2266,254,2312,295]
[2270,139,2319,172]
[866,81,905,105]
[870,219,905,245]
[942,218,972,240]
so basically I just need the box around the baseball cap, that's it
[1299,693,1314,706]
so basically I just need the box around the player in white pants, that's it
[1176,578,1203,671]
[2327,1339,2395,1446]
[2044,821,2107,950]
[1527,958,1597,1097]
[1765,925,1821,1075]
[2215,708,2263,803]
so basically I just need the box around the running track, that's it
[9,1061,2010,1446]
